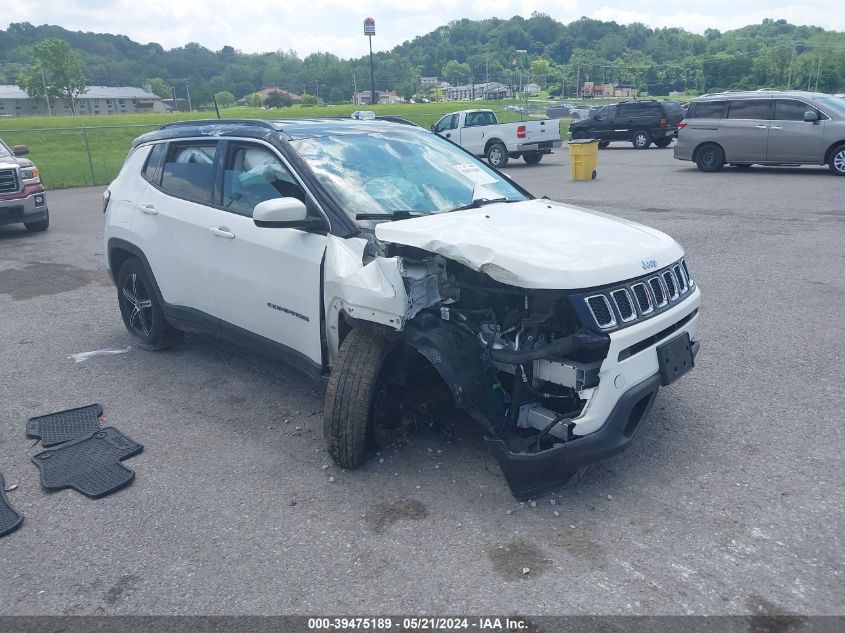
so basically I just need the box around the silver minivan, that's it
[674,90,845,175]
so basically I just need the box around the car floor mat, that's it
[26,404,103,447]
[31,427,143,499]
[0,473,23,538]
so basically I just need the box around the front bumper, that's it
[0,189,48,227]
[489,290,701,499]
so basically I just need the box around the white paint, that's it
[376,199,685,289]
[68,346,132,363]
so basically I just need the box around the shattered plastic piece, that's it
[67,346,131,363]
[553,510,560,517]
[522,567,530,575]
[328,477,335,483]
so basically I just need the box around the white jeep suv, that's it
[104,118,701,499]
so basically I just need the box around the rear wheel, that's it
[632,130,652,149]
[829,144,845,176]
[24,211,49,232]
[695,143,725,172]
[523,152,543,165]
[654,138,672,148]
[324,328,397,469]
[116,258,180,350]
[486,142,509,168]
[598,141,610,149]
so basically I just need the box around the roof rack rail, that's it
[158,119,276,130]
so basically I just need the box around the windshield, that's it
[290,128,528,221]
[815,96,845,117]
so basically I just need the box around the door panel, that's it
[767,99,825,162]
[131,142,219,317]
[718,99,772,162]
[208,143,326,365]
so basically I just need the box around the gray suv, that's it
[674,90,845,175]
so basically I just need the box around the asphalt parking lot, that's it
[0,144,842,616]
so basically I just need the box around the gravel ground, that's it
[0,144,842,616]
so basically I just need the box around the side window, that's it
[160,142,218,203]
[641,105,661,117]
[774,99,812,121]
[686,101,726,119]
[618,104,637,117]
[726,99,771,120]
[142,143,166,185]
[222,144,307,217]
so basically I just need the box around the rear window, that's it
[726,99,771,120]
[661,102,685,116]
[160,142,218,203]
[142,143,166,184]
[686,101,727,119]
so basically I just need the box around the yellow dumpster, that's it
[568,139,599,181]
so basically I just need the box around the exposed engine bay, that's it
[326,233,611,457]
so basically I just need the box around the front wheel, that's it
[324,328,397,469]
[695,143,725,172]
[486,142,509,168]
[598,141,610,149]
[523,152,543,165]
[24,211,49,232]
[829,144,845,176]
[632,130,652,149]
[116,258,180,350]
[654,137,672,148]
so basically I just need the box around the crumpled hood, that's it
[0,157,30,169]
[374,199,684,289]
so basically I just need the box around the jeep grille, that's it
[582,259,694,331]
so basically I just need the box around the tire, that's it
[598,141,610,149]
[632,130,652,149]
[486,142,509,168]
[653,138,672,148]
[571,130,589,140]
[829,144,845,176]
[24,212,49,232]
[116,258,179,350]
[695,143,725,172]
[324,327,396,469]
[523,152,543,165]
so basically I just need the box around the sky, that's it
[3,1,841,59]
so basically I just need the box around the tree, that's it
[214,90,235,107]
[300,93,321,106]
[441,59,472,84]
[146,77,171,99]
[247,92,263,108]
[17,37,86,114]
[328,87,345,104]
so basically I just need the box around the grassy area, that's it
[0,101,569,189]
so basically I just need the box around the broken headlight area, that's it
[390,248,610,458]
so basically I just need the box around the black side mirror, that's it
[804,111,819,123]
[430,124,435,131]
[13,145,29,156]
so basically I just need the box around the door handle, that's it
[138,204,158,215]
[210,227,235,239]
[445,133,451,138]
[770,125,783,130]
[754,125,768,129]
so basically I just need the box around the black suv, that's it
[568,100,685,149]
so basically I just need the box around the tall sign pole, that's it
[364,18,376,105]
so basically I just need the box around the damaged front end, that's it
[325,234,633,499]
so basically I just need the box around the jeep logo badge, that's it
[642,259,657,270]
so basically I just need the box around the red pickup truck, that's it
[0,138,48,232]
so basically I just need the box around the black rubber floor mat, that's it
[31,427,143,498]
[0,473,23,537]
[26,403,103,447]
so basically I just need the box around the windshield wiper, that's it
[355,210,426,221]
[447,197,516,213]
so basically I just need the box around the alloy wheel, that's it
[121,273,153,337]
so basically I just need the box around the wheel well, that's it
[692,141,723,162]
[485,138,505,153]
[824,141,845,164]
[109,246,134,282]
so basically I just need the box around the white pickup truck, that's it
[432,109,562,168]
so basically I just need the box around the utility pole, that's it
[185,82,192,112]
[576,63,581,98]
[39,65,52,116]
[786,47,795,89]
[814,56,822,91]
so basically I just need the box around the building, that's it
[0,85,165,116]
[353,90,401,105]
[420,76,439,89]
[255,85,301,105]
[523,83,541,96]
[580,82,639,98]
[445,82,511,101]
